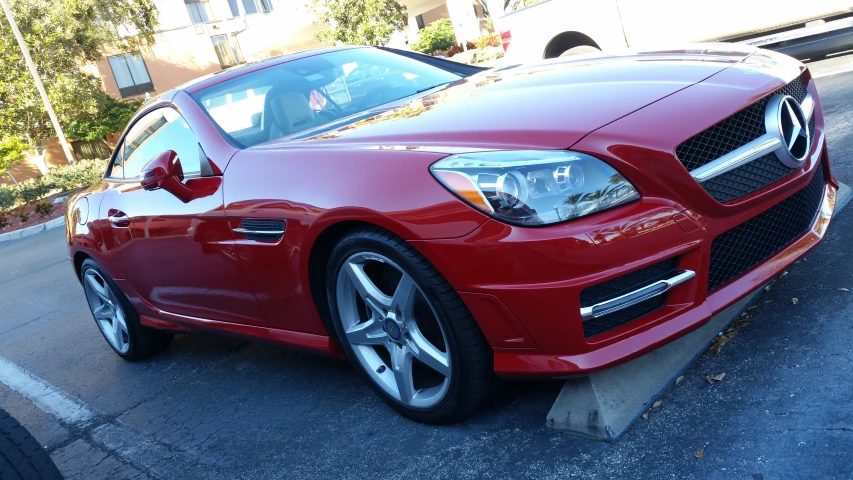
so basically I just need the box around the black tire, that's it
[325,227,493,424]
[80,259,173,361]
[0,408,62,480]
[559,45,600,57]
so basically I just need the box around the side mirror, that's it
[141,150,183,191]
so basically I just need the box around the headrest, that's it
[268,91,315,135]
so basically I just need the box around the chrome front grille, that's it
[676,73,812,203]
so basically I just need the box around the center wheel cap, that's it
[383,316,403,342]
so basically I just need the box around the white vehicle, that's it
[492,0,853,60]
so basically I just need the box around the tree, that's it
[411,18,456,54]
[65,93,142,143]
[0,0,158,157]
[310,0,408,47]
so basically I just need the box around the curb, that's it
[0,216,66,244]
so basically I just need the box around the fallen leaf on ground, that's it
[791,298,799,305]
[705,372,726,383]
[780,270,788,277]
[642,411,649,419]
[765,285,772,292]
[653,400,662,409]
[748,305,758,311]
[705,335,731,355]
[839,288,850,292]
[675,375,685,385]
[695,449,704,458]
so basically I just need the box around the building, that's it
[91,0,324,101]
[399,0,489,46]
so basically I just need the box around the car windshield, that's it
[191,48,462,148]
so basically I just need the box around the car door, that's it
[99,106,267,326]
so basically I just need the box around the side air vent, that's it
[233,219,286,242]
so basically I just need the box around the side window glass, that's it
[108,143,124,179]
[121,108,204,179]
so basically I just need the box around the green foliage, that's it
[311,0,408,46]
[16,205,29,223]
[473,33,500,49]
[66,95,142,142]
[34,200,52,217]
[0,0,159,150]
[17,177,53,203]
[0,184,19,212]
[412,19,457,55]
[42,158,106,192]
[0,137,27,175]
[449,45,505,65]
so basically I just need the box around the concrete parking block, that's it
[546,289,763,440]
[546,180,853,441]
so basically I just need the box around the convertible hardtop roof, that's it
[179,45,359,95]
[176,46,487,96]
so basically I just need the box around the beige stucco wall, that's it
[92,0,323,101]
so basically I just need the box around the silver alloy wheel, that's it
[83,269,130,354]
[336,252,451,409]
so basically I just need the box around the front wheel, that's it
[326,228,493,424]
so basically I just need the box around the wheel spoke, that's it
[345,318,388,346]
[408,326,451,377]
[390,345,416,404]
[112,318,125,349]
[85,273,110,303]
[390,274,417,318]
[92,303,113,321]
[343,261,391,316]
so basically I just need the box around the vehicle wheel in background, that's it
[80,259,173,361]
[559,45,600,57]
[326,227,493,424]
[0,408,63,480]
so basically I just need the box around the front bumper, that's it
[413,150,836,379]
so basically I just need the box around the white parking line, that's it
[813,66,853,78]
[0,355,213,477]
[0,356,96,425]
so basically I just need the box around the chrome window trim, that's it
[580,270,696,321]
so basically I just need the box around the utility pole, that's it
[0,0,75,165]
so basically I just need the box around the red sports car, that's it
[67,45,836,423]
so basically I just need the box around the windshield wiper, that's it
[414,82,451,94]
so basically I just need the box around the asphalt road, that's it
[2,58,853,480]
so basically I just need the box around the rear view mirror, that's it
[139,150,219,203]
[141,150,183,191]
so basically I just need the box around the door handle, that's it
[108,209,130,228]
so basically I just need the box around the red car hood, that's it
[259,45,757,152]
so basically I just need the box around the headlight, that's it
[430,150,639,226]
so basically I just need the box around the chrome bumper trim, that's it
[233,228,285,236]
[580,270,696,321]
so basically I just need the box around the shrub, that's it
[412,18,457,55]
[473,33,500,49]
[34,200,53,217]
[43,158,106,192]
[0,211,9,228]
[449,45,505,65]
[18,177,54,203]
[66,94,142,142]
[16,206,29,223]
[0,184,20,213]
